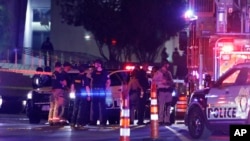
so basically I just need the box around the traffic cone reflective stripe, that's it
[176,95,187,117]
[150,83,159,139]
[120,127,130,136]
[120,85,130,141]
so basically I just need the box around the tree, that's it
[56,0,187,65]
[121,0,187,63]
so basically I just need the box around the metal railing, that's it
[0,47,101,70]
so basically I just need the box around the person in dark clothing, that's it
[41,37,54,67]
[48,62,67,124]
[128,73,143,125]
[70,65,91,128]
[136,63,150,125]
[172,48,181,79]
[161,48,169,64]
[90,59,110,126]
[60,61,73,123]
[32,67,44,89]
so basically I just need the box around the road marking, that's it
[165,126,190,141]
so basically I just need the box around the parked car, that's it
[25,70,77,124]
[185,62,250,139]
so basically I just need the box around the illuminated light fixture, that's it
[27,91,32,99]
[184,9,198,21]
[221,43,234,53]
[69,91,76,99]
[84,33,91,40]
[125,65,134,70]
[0,95,2,108]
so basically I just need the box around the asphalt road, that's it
[0,114,230,141]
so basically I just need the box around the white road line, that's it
[165,126,191,141]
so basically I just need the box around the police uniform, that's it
[49,62,67,122]
[71,70,91,127]
[136,68,150,125]
[60,62,73,122]
[90,69,109,126]
[152,68,174,125]
[128,77,143,125]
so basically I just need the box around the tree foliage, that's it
[56,0,187,65]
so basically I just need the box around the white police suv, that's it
[185,62,250,139]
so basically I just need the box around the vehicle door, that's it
[106,71,130,109]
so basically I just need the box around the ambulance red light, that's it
[219,42,234,53]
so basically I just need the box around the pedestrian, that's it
[89,59,110,126]
[136,63,150,125]
[128,71,144,125]
[41,37,54,67]
[70,65,91,128]
[152,62,174,126]
[172,47,180,79]
[48,62,67,124]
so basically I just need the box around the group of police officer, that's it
[48,59,110,127]
[46,59,174,127]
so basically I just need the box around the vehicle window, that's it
[221,70,239,87]
[221,68,248,87]
[110,72,130,86]
[246,69,250,84]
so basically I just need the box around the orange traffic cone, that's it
[150,83,159,139]
[120,84,130,141]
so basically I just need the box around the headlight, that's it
[69,91,76,99]
[22,100,27,106]
[172,90,177,97]
[27,91,33,99]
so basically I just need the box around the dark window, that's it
[110,72,129,86]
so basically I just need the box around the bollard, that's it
[120,84,130,141]
[150,83,159,139]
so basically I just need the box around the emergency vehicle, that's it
[185,62,250,139]
[182,0,250,89]
[183,0,250,139]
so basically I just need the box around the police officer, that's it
[32,67,44,89]
[61,61,73,123]
[136,63,150,125]
[128,73,143,125]
[90,59,110,126]
[48,62,67,124]
[152,62,174,126]
[70,65,91,127]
